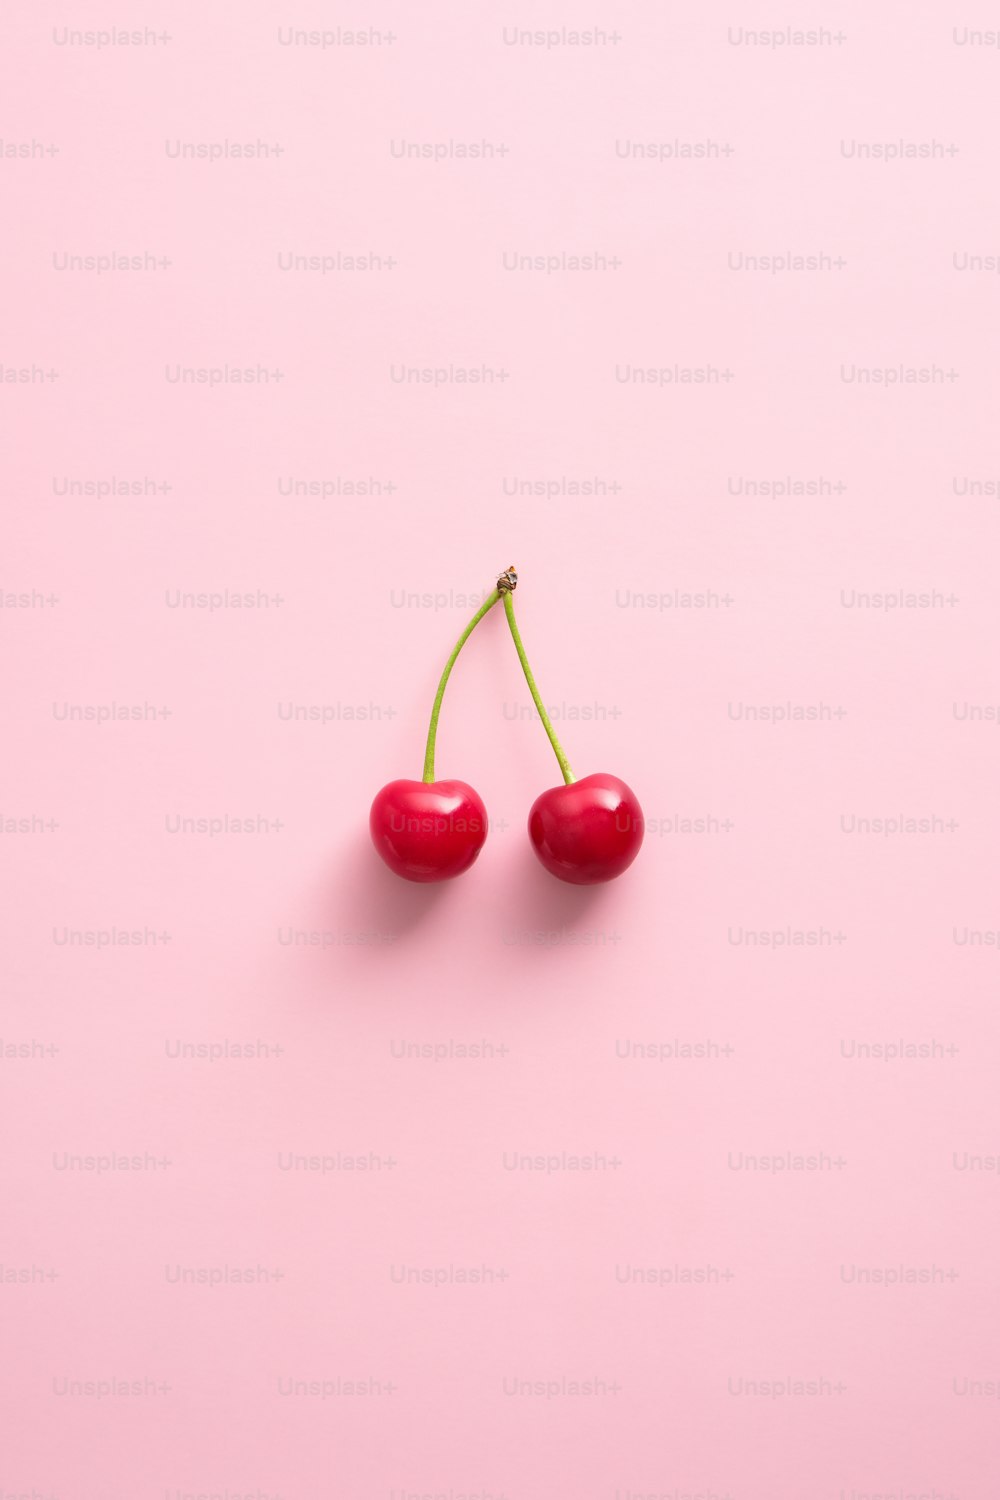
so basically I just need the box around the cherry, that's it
[370,584,501,882]
[370,565,644,885]
[500,585,644,885]
[370,779,487,882]
[528,773,644,885]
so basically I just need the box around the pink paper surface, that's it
[3,2,999,1495]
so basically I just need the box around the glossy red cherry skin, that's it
[370,779,488,882]
[528,773,643,885]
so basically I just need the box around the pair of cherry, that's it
[370,568,644,886]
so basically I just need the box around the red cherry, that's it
[528,773,643,885]
[370,779,488,883]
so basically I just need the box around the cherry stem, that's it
[502,589,575,785]
[422,589,501,783]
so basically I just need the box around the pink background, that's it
[4,1,1000,1495]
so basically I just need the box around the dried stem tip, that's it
[497,566,518,593]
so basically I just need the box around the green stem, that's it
[422,589,500,782]
[502,589,575,785]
